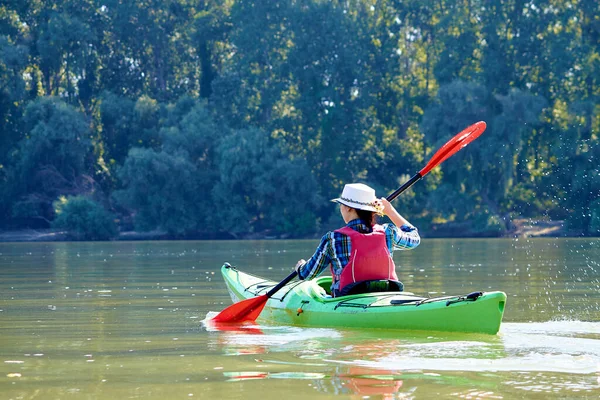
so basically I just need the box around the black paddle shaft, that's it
[386,173,422,202]
[266,270,298,297]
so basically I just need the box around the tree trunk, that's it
[199,40,214,99]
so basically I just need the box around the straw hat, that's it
[331,183,378,212]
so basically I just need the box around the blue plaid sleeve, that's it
[384,223,420,251]
[297,232,334,280]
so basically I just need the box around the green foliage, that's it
[36,11,95,99]
[505,183,546,218]
[0,166,10,226]
[113,102,220,235]
[422,81,497,148]
[590,199,600,234]
[485,89,548,201]
[133,95,162,148]
[99,92,137,165]
[114,147,206,234]
[9,97,93,225]
[0,33,28,171]
[11,195,50,225]
[0,0,598,237]
[470,208,506,237]
[421,82,552,229]
[425,183,477,223]
[18,97,92,192]
[213,127,321,236]
[52,195,118,240]
[421,81,497,202]
[98,0,200,101]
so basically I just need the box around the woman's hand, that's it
[294,259,306,272]
[376,197,412,228]
[374,198,393,216]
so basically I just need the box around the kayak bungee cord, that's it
[242,276,304,302]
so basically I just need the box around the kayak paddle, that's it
[386,120,487,201]
[212,266,298,323]
[212,120,487,323]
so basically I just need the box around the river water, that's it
[1,238,599,399]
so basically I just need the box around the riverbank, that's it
[509,219,574,238]
[0,219,585,242]
[0,229,235,242]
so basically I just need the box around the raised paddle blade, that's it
[419,121,487,177]
[386,121,487,202]
[211,294,268,323]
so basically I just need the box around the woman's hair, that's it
[355,208,377,227]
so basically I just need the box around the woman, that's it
[295,183,420,297]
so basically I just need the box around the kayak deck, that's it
[221,264,507,334]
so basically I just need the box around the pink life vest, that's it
[332,225,398,292]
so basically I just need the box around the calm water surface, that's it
[1,238,599,399]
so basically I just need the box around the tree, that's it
[98,91,137,167]
[420,81,499,223]
[114,147,203,234]
[52,195,117,240]
[191,1,232,99]
[11,97,93,226]
[493,89,549,217]
[213,127,321,236]
[99,0,200,101]
[0,35,28,155]
[35,8,96,102]
[113,101,221,235]
[0,34,29,227]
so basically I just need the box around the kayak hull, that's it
[220,264,506,335]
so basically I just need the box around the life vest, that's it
[332,225,398,293]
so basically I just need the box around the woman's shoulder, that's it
[321,229,351,242]
[320,230,338,241]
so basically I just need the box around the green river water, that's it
[1,238,599,399]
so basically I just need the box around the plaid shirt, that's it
[297,219,420,291]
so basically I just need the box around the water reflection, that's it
[210,327,597,398]
[204,318,600,377]
[223,366,404,398]
[203,313,265,336]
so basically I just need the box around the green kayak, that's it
[220,264,507,334]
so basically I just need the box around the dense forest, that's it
[0,0,598,240]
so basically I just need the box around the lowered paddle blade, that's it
[213,270,299,323]
[212,294,269,323]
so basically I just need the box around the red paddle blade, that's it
[211,294,268,323]
[419,121,487,177]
